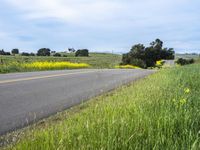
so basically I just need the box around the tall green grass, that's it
[7,64,200,149]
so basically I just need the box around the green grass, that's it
[0,53,122,73]
[195,58,200,64]
[3,64,200,149]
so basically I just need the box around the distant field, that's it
[175,53,200,64]
[0,53,122,73]
[3,63,200,149]
[176,53,199,59]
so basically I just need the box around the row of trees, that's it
[0,49,20,55]
[0,49,11,55]
[0,48,89,57]
[122,39,175,68]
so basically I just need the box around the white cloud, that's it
[4,0,198,28]
[5,0,124,24]
[1,0,200,52]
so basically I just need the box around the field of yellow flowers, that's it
[22,61,90,70]
[5,63,200,149]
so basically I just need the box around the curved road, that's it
[0,69,155,135]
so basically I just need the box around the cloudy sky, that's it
[0,0,200,53]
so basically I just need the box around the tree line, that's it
[0,48,89,57]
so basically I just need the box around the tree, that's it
[121,39,175,68]
[0,49,5,55]
[4,52,11,55]
[21,52,30,56]
[11,49,19,55]
[68,48,76,53]
[37,48,51,56]
[122,44,146,68]
[51,51,56,54]
[0,49,11,55]
[160,48,175,60]
[75,49,89,57]
[53,53,61,57]
[30,53,35,56]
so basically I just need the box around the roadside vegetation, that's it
[0,53,121,73]
[3,63,200,149]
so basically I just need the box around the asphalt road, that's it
[0,69,155,135]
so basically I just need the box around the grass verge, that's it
[2,64,200,149]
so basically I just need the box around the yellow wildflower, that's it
[184,88,190,94]
[22,61,90,70]
[115,65,141,69]
[180,98,187,105]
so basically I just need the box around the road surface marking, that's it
[0,70,98,84]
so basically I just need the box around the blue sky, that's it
[0,0,200,53]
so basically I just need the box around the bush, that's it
[0,49,11,55]
[53,53,61,57]
[21,52,30,56]
[4,52,11,55]
[176,58,194,66]
[75,49,89,57]
[30,53,35,56]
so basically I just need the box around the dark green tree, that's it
[53,53,61,57]
[121,39,175,68]
[21,52,30,56]
[11,49,19,55]
[30,53,35,56]
[75,49,89,57]
[0,49,5,55]
[0,49,11,55]
[37,48,51,56]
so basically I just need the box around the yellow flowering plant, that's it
[22,61,90,70]
[115,65,141,69]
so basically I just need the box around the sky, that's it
[0,0,200,53]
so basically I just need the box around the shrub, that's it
[5,52,11,55]
[21,52,30,56]
[53,53,61,57]
[75,49,89,57]
[30,53,35,56]
[0,49,11,55]
[176,58,194,66]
